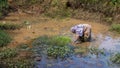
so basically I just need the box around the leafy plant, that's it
[0,48,18,59]
[110,24,120,33]
[47,45,73,58]
[49,36,71,46]
[110,53,120,64]
[2,59,33,68]
[32,35,74,58]
[17,44,30,51]
[89,46,105,58]
[0,30,12,47]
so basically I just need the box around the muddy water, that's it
[34,34,120,68]
[2,12,119,68]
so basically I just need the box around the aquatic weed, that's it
[32,35,74,58]
[110,53,120,64]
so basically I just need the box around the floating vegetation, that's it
[32,35,74,58]
[110,53,120,64]
[88,46,105,58]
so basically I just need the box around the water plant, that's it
[32,35,74,58]
[1,59,34,68]
[88,46,105,58]
[0,48,18,59]
[110,53,120,64]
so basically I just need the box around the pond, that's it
[33,34,120,68]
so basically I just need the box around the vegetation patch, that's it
[0,0,8,19]
[1,59,33,68]
[32,35,74,58]
[0,48,18,59]
[0,30,12,47]
[110,24,120,33]
[110,53,120,64]
[0,45,34,68]
[44,0,72,18]
[88,46,105,58]
[0,23,22,30]
[17,43,30,51]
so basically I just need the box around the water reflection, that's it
[34,34,120,68]
[99,36,120,53]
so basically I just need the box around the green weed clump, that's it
[88,46,105,58]
[110,24,120,33]
[0,23,22,30]
[0,30,12,47]
[49,36,71,46]
[110,53,120,64]
[0,48,18,59]
[0,0,8,18]
[6,59,33,68]
[32,35,74,58]
[1,59,33,68]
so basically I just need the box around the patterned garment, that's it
[71,24,84,36]
[71,24,91,37]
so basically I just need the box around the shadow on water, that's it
[34,34,120,68]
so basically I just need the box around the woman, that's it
[71,24,91,44]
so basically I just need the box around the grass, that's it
[0,23,22,30]
[0,30,12,47]
[44,8,72,19]
[32,35,74,58]
[49,36,71,46]
[110,24,120,33]
[32,35,71,47]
